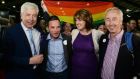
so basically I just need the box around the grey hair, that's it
[20,2,39,13]
[105,7,123,21]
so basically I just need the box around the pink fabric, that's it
[102,30,124,79]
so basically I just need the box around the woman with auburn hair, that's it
[71,9,104,79]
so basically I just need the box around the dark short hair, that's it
[74,9,93,31]
[47,15,60,25]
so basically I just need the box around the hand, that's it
[29,54,44,64]
[41,0,48,12]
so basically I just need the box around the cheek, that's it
[106,26,110,30]
[31,18,37,23]
[23,17,30,22]
[21,16,25,21]
[117,22,122,27]
[56,28,61,32]
[33,17,37,21]
[81,21,86,25]
[105,21,110,25]
[50,30,55,35]
[75,21,79,25]
[48,28,52,32]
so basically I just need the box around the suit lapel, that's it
[101,35,109,59]
[99,34,109,71]
[18,23,32,56]
[62,34,68,64]
[114,32,126,73]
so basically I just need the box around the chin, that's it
[77,26,82,29]
[109,30,115,33]
[54,35,59,38]
[27,26,33,28]
[53,37,59,39]
[78,28,84,31]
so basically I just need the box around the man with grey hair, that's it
[4,2,44,79]
[98,7,140,79]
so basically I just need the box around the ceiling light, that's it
[13,6,16,8]
[126,9,131,12]
[127,15,131,17]
[2,1,5,4]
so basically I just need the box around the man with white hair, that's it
[4,2,44,79]
[98,7,140,79]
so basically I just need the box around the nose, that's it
[76,21,80,26]
[29,15,35,21]
[109,20,113,25]
[53,27,60,32]
[31,16,34,20]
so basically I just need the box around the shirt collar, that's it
[47,33,63,40]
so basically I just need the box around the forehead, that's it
[49,20,60,27]
[105,10,120,18]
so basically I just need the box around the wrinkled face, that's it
[48,20,61,39]
[21,8,38,29]
[129,20,137,31]
[75,19,86,31]
[105,10,122,34]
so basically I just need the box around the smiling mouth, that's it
[54,33,59,35]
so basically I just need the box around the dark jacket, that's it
[40,33,72,79]
[3,23,43,79]
[98,31,140,79]
[0,26,7,68]
[48,33,72,64]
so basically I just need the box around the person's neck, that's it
[110,29,122,38]
[51,37,59,40]
[79,29,91,35]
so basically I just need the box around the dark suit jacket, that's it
[0,27,7,69]
[4,23,43,79]
[98,32,140,79]
[41,33,72,78]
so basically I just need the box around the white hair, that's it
[20,2,39,14]
[105,7,123,21]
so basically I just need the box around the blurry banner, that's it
[44,0,114,24]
